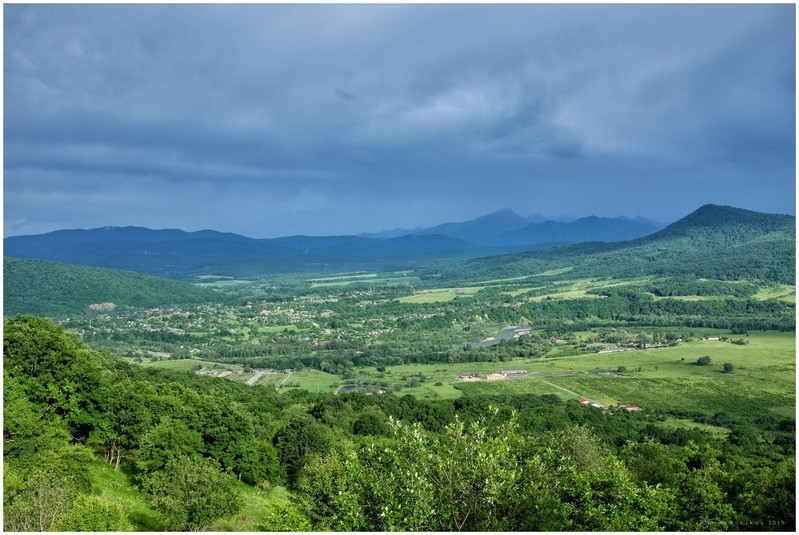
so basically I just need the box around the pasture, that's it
[309,271,420,288]
[396,286,483,303]
[754,284,796,302]
[339,331,795,419]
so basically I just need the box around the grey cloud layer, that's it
[4,4,794,237]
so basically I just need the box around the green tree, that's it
[622,439,683,487]
[539,426,675,531]
[3,315,106,439]
[742,457,796,530]
[723,362,734,373]
[137,417,203,473]
[696,355,712,366]
[143,454,241,531]
[352,411,388,436]
[298,414,607,531]
[3,468,77,531]
[3,370,71,466]
[274,417,333,487]
[87,379,157,471]
[668,442,735,531]
[257,504,313,531]
[55,495,133,531]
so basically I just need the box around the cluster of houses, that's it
[196,368,237,378]
[583,341,672,354]
[579,398,641,411]
[457,369,529,382]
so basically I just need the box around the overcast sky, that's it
[4,4,795,238]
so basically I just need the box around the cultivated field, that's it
[396,286,483,303]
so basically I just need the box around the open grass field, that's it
[472,274,535,285]
[502,286,546,297]
[308,271,421,288]
[754,284,796,302]
[281,368,341,393]
[530,267,575,277]
[308,272,378,282]
[134,327,794,424]
[451,331,795,420]
[139,358,233,372]
[336,331,795,416]
[660,416,731,440]
[253,371,287,387]
[510,276,652,301]
[652,295,719,301]
[397,286,483,303]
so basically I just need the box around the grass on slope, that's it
[88,458,299,532]
[87,459,162,531]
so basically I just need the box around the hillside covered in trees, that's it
[432,205,795,284]
[3,316,794,531]
[3,258,220,317]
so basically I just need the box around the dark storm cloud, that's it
[4,4,794,237]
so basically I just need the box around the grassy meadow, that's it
[138,329,795,415]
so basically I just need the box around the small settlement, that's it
[579,398,641,411]
[457,369,530,382]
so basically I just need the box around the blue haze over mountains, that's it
[3,205,794,288]
[6,208,663,278]
[359,208,663,246]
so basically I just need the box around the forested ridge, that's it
[3,316,794,531]
[432,205,795,284]
[3,257,220,317]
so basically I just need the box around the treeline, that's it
[3,316,795,531]
[196,330,553,372]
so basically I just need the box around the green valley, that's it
[3,205,796,531]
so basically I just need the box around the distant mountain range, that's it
[3,205,794,317]
[360,208,663,246]
[4,226,487,279]
[6,205,789,283]
[4,208,667,278]
[433,205,796,285]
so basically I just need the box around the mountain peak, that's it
[679,204,786,226]
[471,208,524,222]
[648,204,794,241]
[488,207,519,217]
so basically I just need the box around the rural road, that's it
[246,371,264,386]
[540,379,584,399]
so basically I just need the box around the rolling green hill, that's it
[3,257,221,317]
[431,205,795,284]
[3,225,498,279]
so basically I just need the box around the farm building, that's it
[618,403,641,411]
[482,373,505,381]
